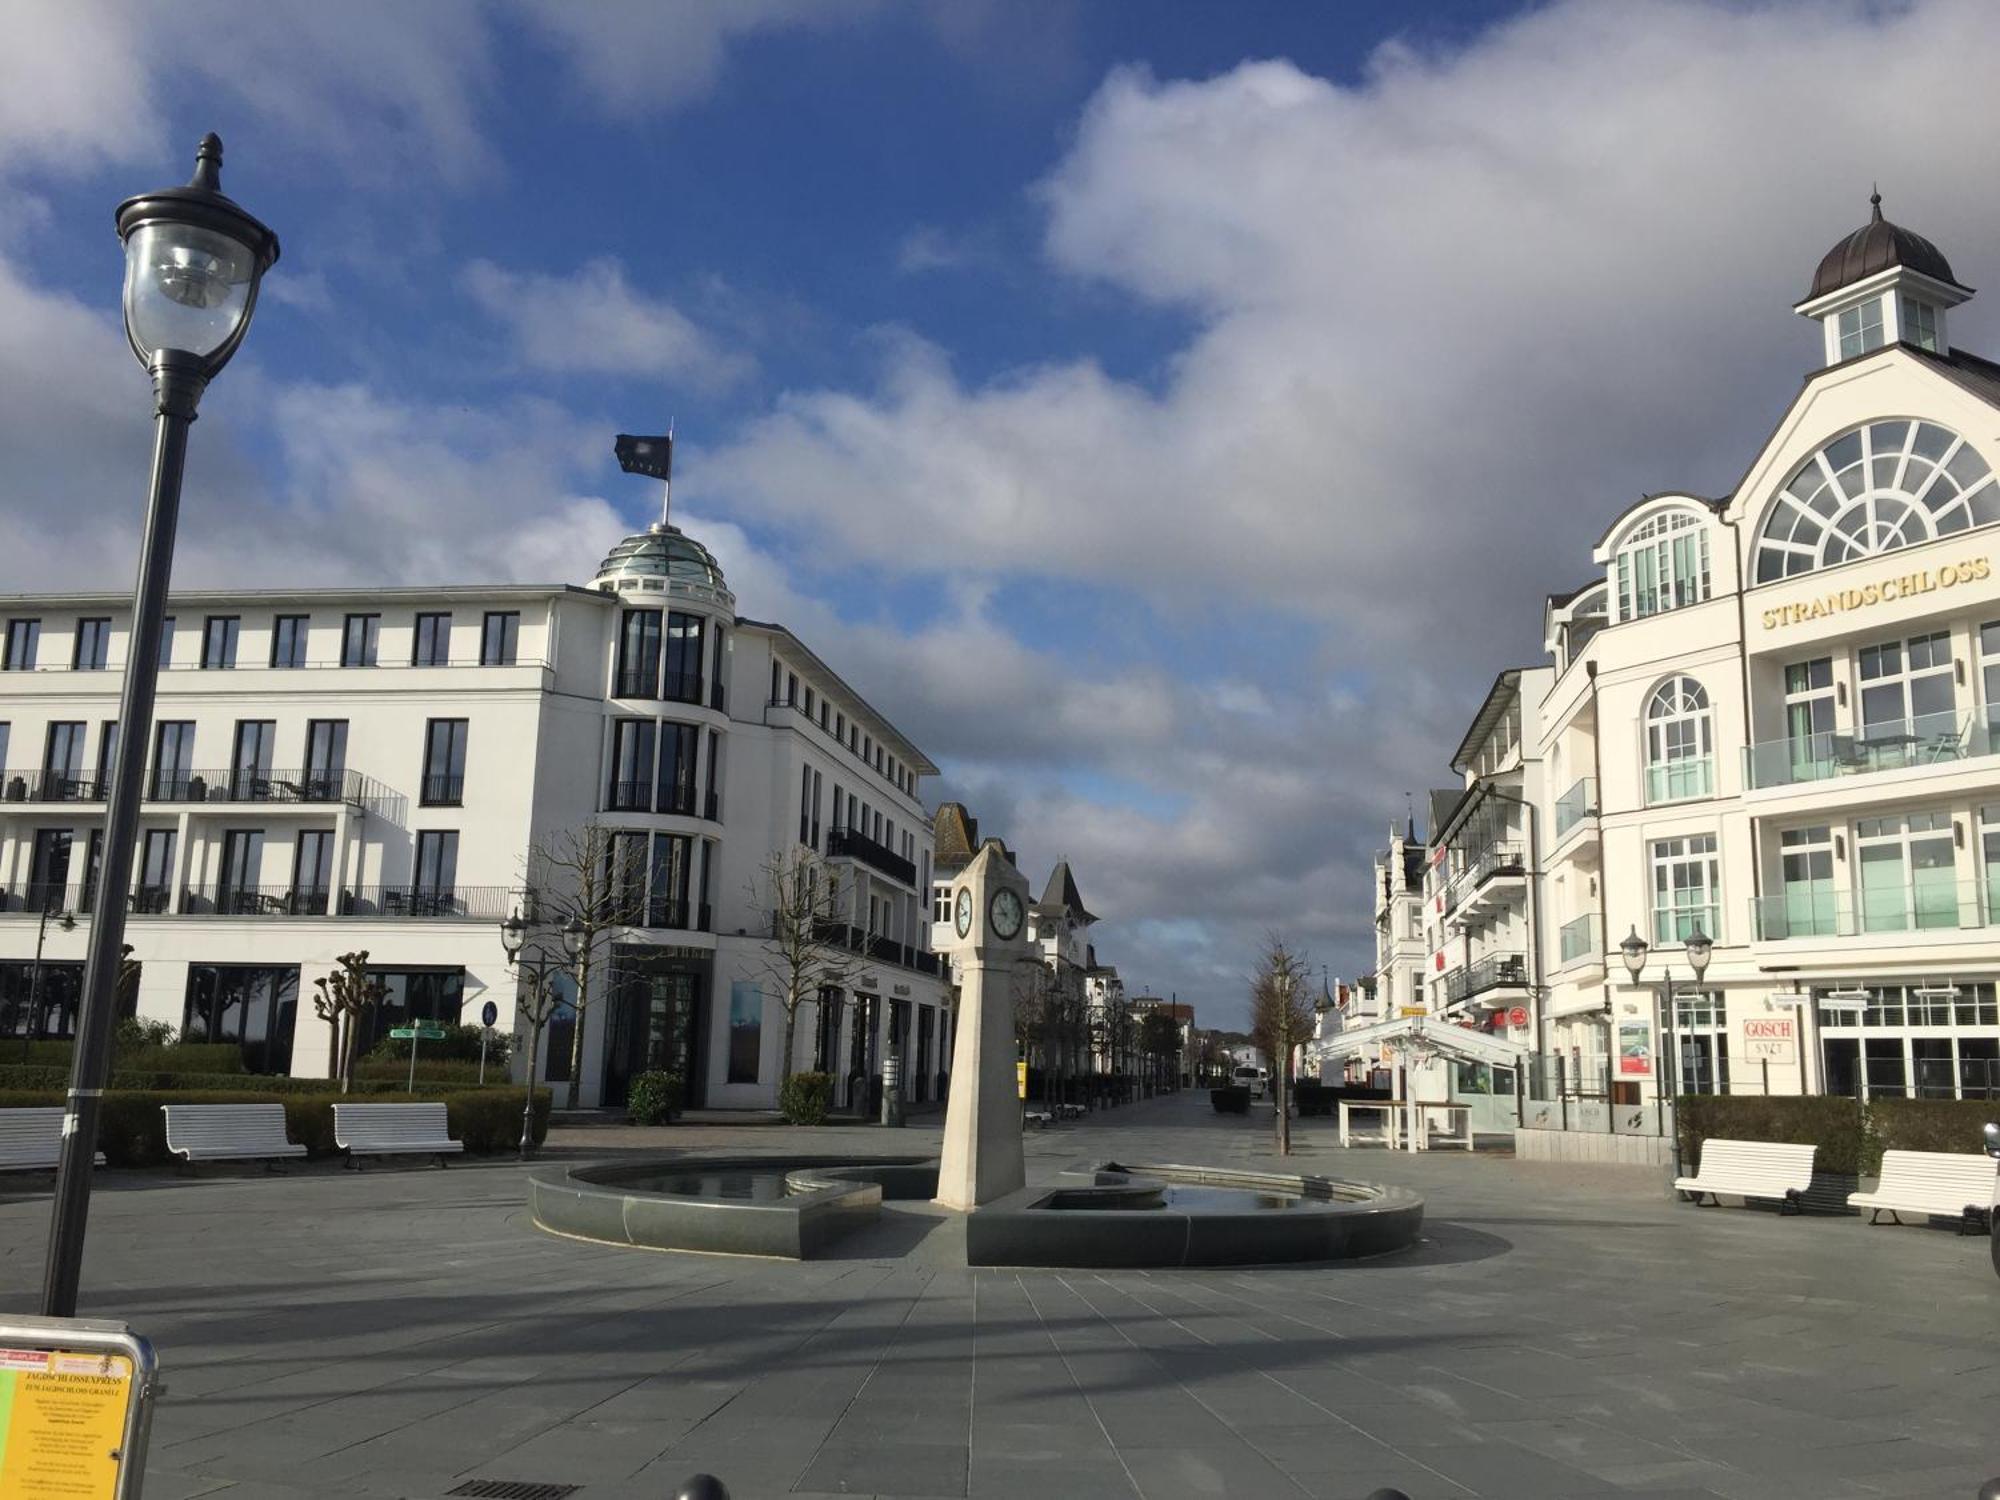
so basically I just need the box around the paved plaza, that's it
[2,1094,1997,1500]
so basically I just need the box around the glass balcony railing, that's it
[1558,912,1601,965]
[1742,710,1992,790]
[1653,904,1720,946]
[1553,777,1597,838]
[1645,756,1714,805]
[1752,878,1989,940]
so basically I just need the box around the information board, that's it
[0,1344,136,1497]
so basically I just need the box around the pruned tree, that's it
[753,845,859,1085]
[509,940,569,1159]
[1012,960,1056,1101]
[527,820,650,1109]
[312,950,385,1094]
[1251,936,1313,1155]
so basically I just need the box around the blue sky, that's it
[4,1,1999,1025]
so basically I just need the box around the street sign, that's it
[1507,1006,1529,1027]
[0,1315,158,1500]
[388,1026,447,1041]
[481,1000,498,1028]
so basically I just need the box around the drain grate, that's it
[446,1483,581,1500]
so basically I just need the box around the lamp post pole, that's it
[42,135,277,1318]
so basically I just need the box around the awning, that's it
[1311,1012,1526,1069]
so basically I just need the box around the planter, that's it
[1210,1086,1250,1115]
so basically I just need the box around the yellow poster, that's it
[1016,1060,1028,1099]
[0,1345,134,1499]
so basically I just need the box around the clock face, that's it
[954,887,974,939]
[990,886,1024,941]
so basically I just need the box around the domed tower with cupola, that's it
[1795,190,1974,366]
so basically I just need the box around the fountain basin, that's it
[963,1161,1423,1267]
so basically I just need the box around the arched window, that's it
[1645,677,1713,804]
[1754,420,1998,582]
[1614,511,1710,622]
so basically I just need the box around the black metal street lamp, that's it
[1620,923,1713,1176]
[41,135,278,1319]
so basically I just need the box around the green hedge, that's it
[352,1057,500,1085]
[778,1071,832,1126]
[1677,1094,1998,1177]
[7,1041,245,1074]
[0,1066,518,1097]
[0,1087,551,1165]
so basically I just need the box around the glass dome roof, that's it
[591,523,733,605]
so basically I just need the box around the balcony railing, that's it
[155,885,510,918]
[784,916,939,976]
[420,774,464,806]
[141,767,405,821]
[641,898,712,932]
[339,886,514,919]
[1645,756,1714,805]
[1752,878,1991,941]
[1743,710,1992,790]
[1440,952,1529,1006]
[0,770,103,803]
[825,827,917,885]
[182,885,335,917]
[1554,776,1597,838]
[1652,904,1720,946]
[1558,912,1601,965]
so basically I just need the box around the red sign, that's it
[1506,1006,1528,1027]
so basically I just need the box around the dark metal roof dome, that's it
[591,523,733,605]
[1808,191,1965,300]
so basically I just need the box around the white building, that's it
[1410,194,2000,1107]
[0,518,950,1110]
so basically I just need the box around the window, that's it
[1755,421,2000,581]
[1614,511,1709,622]
[618,608,662,697]
[0,722,8,781]
[786,672,798,707]
[481,611,519,666]
[1837,298,1885,360]
[158,617,174,669]
[770,659,782,705]
[609,719,656,810]
[1901,296,1939,352]
[304,720,347,797]
[1855,811,1958,932]
[800,764,814,846]
[231,720,275,796]
[182,965,299,1074]
[414,830,459,898]
[709,625,727,711]
[704,727,721,819]
[292,830,334,914]
[656,723,697,815]
[43,722,85,796]
[650,832,694,927]
[804,687,816,719]
[201,615,239,670]
[422,719,467,805]
[4,618,40,670]
[355,968,464,1054]
[663,611,704,703]
[1985,804,2000,926]
[218,829,264,910]
[1859,630,1955,754]
[1644,677,1713,803]
[340,613,379,667]
[152,721,194,800]
[1775,826,1836,938]
[72,618,109,670]
[95,720,118,793]
[832,785,844,832]
[270,614,308,668]
[1983,621,2000,735]
[412,612,451,666]
[812,769,823,847]
[1651,833,1719,944]
[1782,658,1835,777]
[819,701,829,730]
[835,711,845,742]
[29,828,71,909]
[136,829,176,913]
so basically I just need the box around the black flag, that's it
[615,433,672,481]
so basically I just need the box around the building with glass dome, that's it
[1340,194,2000,1127]
[0,516,949,1111]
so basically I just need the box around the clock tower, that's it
[933,838,1033,1210]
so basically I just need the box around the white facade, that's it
[0,521,950,1110]
[1420,197,2000,1105]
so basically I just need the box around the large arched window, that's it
[1614,510,1710,622]
[1645,677,1713,804]
[1754,420,1999,582]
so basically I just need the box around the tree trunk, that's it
[780,1001,798,1089]
[564,946,591,1111]
[522,1017,542,1160]
[338,1013,352,1095]
[1275,1045,1292,1155]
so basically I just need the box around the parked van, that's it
[1232,1064,1267,1100]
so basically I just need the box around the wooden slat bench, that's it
[1674,1138,1817,1213]
[162,1103,306,1170]
[0,1108,104,1173]
[1849,1150,1998,1233]
[332,1102,461,1167]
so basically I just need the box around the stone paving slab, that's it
[3,1092,1999,1499]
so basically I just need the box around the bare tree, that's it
[1139,1012,1181,1094]
[527,820,649,1109]
[1251,936,1313,1155]
[1012,961,1055,1102]
[508,941,569,1159]
[753,845,859,1086]
[311,950,385,1094]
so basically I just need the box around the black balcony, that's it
[339,886,513,920]
[786,916,937,976]
[826,827,916,885]
[420,774,464,807]
[182,885,334,917]
[1441,952,1529,1007]
[2,770,103,803]
[142,767,404,820]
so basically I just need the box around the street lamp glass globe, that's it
[122,221,258,361]
[499,911,526,960]
[1619,925,1649,981]
[561,916,586,958]
[1683,925,1713,979]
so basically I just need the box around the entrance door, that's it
[915,1005,935,1103]
[601,958,703,1109]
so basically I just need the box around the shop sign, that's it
[1616,1018,1654,1077]
[1743,1017,1795,1060]
[1506,1006,1529,1027]
[1760,556,1991,630]
[892,983,910,997]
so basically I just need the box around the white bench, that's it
[1849,1150,1998,1232]
[1674,1138,1817,1213]
[0,1108,104,1173]
[1023,1109,1053,1129]
[162,1103,306,1169]
[333,1102,461,1167]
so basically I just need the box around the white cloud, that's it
[463,258,753,388]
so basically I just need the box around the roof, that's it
[932,802,979,874]
[1807,192,1969,301]
[0,583,594,609]
[734,617,940,775]
[1426,788,1466,844]
[591,523,731,602]
[1918,345,2000,409]
[1448,668,1526,775]
[1037,860,1097,923]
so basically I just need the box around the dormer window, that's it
[1837,298,1885,360]
[1614,511,1709,623]
[1900,296,1938,352]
